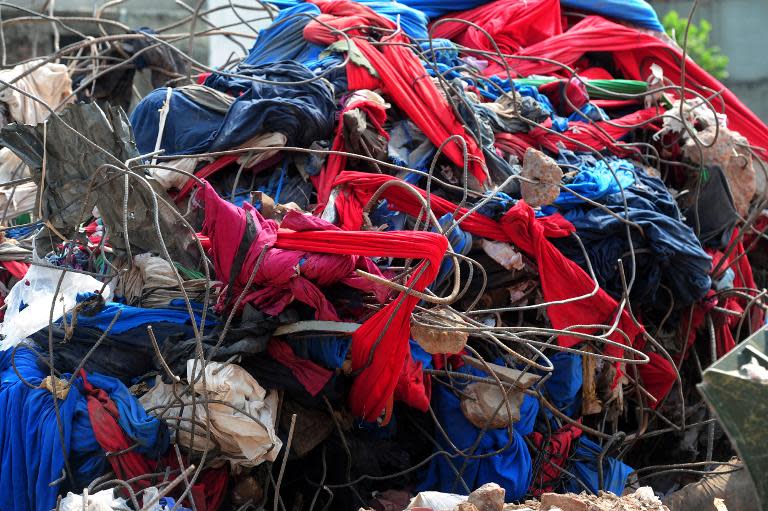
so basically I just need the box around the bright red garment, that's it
[200,184,388,319]
[495,107,660,158]
[267,339,334,397]
[331,171,643,359]
[504,16,768,157]
[1,261,28,279]
[538,77,589,115]
[313,92,389,210]
[303,0,488,186]
[275,225,448,422]
[201,182,448,421]
[80,371,156,493]
[430,0,562,67]
[529,423,582,496]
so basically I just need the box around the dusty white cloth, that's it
[59,489,129,511]
[140,361,282,468]
[405,491,466,510]
[151,157,208,191]
[0,59,73,125]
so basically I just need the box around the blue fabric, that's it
[420,364,538,500]
[561,0,664,32]
[0,348,168,511]
[554,151,635,208]
[409,339,433,369]
[554,166,712,310]
[432,213,472,289]
[243,4,324,66]
[267,0,429,40]
[566,436,634,495]
[543,352,582,418]
[131,61,335,156]
[293,337,351,369]
[475,191,516,220]
[67,294,212,335]
[0,347,78,511]
[84,373,169,458]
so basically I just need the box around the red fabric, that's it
[538,77,589,115]
[503,16,768,157]
[303,0,488,186]
[393,350,431,414]
[313,93,389,210]
[430,0,562,63]
[267,339,334,396]
[201,184,388,319]
[681,229,764,361]
[201,182,448,421]
[275,226,448,421]
[177,155,237,199]
[163,454,228,511]
[80,371,156,493]
[1,261,28,279]
[495,107,660,158]
[331,171,643,359]
[637,351,676,408]
[592,99,643,109]
[529,424,582,496]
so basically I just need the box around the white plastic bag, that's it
[59,489,128,511]
[0,263,112,350]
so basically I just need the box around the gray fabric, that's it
[176,84,234,115]
[0,102,201,269]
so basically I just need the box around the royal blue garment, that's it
[566,436,634,495]
[554,166,711,310]
[292,336,351,369]
[543,352,582,418]
[420,364,539,500]
[432,213,472,289]
[243,3,324,66]
[554,151,635,208]
[409,339,433,369]
[561,0,664,32]
[84,373,169,458]
[132,61,335,156]
[67,294,212,335]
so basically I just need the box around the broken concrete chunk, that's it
[467,483,505,511]
[411,307,469,354]
[521,148,562,207]
[540,493,587,511]
[481,239,525,271]
[460,382,524,429]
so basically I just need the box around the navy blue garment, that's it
[561,0,664,32]
[554,151,635,208]
[243,3,324,66]
[542,352,582,418]
[292,336,351,369]
[131,61,335,156]
[419,364,539,500]
[553,166,711,310]
[565,436,634,495]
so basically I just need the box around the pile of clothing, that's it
[0,0,765,510]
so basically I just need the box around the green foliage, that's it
[662,10,729,81]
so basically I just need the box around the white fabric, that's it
[0,59,73,125]
[0,260,114,350]
[140,361,282,468]
[59,489,129,511]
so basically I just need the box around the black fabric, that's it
[681,165,738,249]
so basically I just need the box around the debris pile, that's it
[0,0,765,510]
